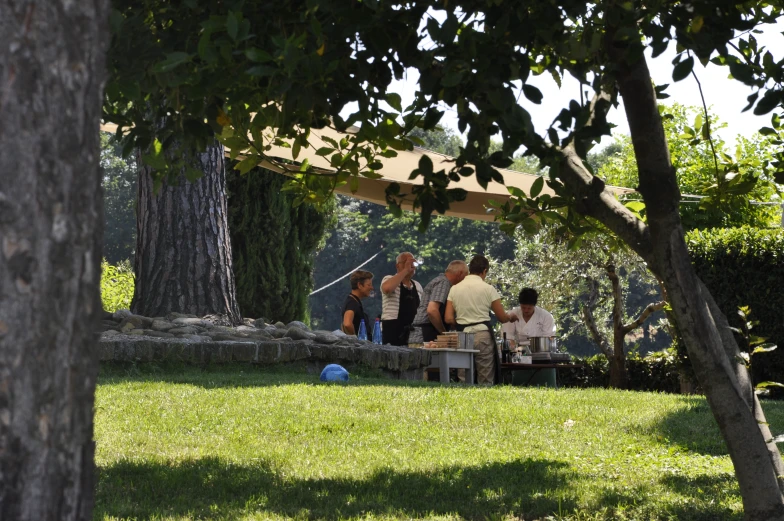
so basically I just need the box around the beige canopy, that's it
[100,122,634,222]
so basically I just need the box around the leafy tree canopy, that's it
[105,0,784,234]
[597,104,781,230]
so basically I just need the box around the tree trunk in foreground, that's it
[553,21,784,519]
[0,1,108,520]
[132,142,241,324]
[612,47,784,521]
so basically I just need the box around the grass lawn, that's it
[93,363,784,521]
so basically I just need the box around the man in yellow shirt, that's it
[445,255,518,384]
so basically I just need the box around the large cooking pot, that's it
[528,336,557,353]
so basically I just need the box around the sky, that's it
[380,19,784,151]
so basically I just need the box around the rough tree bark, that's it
[132,141,241,324]
[0,1,108,520]
[551,19,784,518]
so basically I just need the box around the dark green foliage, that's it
[227,166,333,323]
[561,349,683,393]
[686,226,784,387]
[101,132,137,263]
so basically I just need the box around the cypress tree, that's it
[227,166,331,323]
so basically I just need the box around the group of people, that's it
[341,252,556,384]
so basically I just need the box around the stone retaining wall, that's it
[99,310,431,380]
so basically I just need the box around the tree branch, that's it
[621,300,666,336]
[581,279,612,358]
[607,264,623,332]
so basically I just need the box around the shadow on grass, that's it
[649,400,730,456]
[649,397,784,457]
[95,457,579,520]
[658,473,741,521]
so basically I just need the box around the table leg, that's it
[439,354,450,384]
[467,352,475,384]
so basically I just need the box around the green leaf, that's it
[753,344,777,355]
[141,139,166,171]
[624,200,646,213]
[756,381,784,389]
[245,48,273,63]
[530,176,544,198]
[754,89,782,116]
[672,56,694,82]
[507,186,525,198]
[234,156,258,175]
[321,136,339,149]
[522,84,543,104]
[151,52,191,74]
[227,12,239,41]
[386,93,402,112]
[292,139,301,160]
[315,147,333,156]
[350,177,359,193]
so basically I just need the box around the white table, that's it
[425,348,480,384]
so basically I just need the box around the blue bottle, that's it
[358,319,368,341]
[372,318,382,344]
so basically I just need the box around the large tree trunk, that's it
[0,1,108,519]
[132,141,241,324]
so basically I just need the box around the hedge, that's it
[560,349,684,393]
[686,226,784,388]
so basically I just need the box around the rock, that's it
[242,318,255,327]
[274,321,286,329]
[101,309,115,321]
[101,330,120,339]
[253,319,267,329]
[235,325,257,333]
[168,326,199,335]
[127,329,145,336]
[150,319,175,332]
[286,327,316,341]
[210,334,244,341]
[172,317,211,328]
[338,336,362,346]
[314,332,340,344]
[118,314,153,329]
[243,329,272,340]
[101,320,120,331]
[179,334,213,342]
[268,328,288,339]
[141,330,175,338]
[287,320,309,330]
[120,321,137,333]
[112,309,133,321]
[167,312,198,320]
[331,329,347,337]
[201,314,232,326]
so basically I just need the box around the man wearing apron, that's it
[445,255,518,384]
[380,252,423,346]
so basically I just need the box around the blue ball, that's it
[320,364,350,382]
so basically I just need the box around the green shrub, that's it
[101,259,134,312]
[686,226,784,389]
[560,348,683,393]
